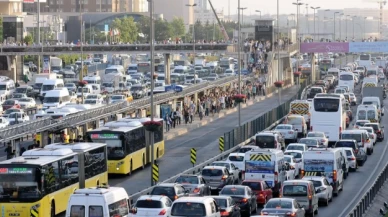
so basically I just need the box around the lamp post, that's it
[352,16,357,40]
[277,0,281,105]
[239,7,247,27]
[346,15,350,41]
[37,0,41,74]
[237,0,242,128]
[364,17,367,40]
[324,9,330,40]
[305,4,309,35]
[310,6,320,41]
[186,3,197,83]
[334,12,339,41]
[255,10,261,19]
[293,1,303,71]
[339,13,344,41]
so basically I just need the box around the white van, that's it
[168,197,221,217]
[40,79,64,99]
[76,84,98,98]
[302,148,345,196]
[338,71,355,93]
[281,180,319,216]
[244,149,286,197]
[356,104,379,122]
[83,75,101,84]
[362,96,384,116]
[66,187,130,217]
[127,64,138,74]
[105,65,125,74]
[0,77,15,100]
[42,88,70,110]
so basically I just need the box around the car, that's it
[337,148,350,179]
[2,99,20,110]
[349,93,357,105]
[134,195,172,217]
[302,176,333,206]
[298,138,321,148]
[337,147,358,171]
[131,84,147,99]
[226,153,246,173]
[11,93,27,99]
[86,94,104,104]
[334,139,359,154]
[0,117,9,128]
[241,180,273,207]
[364,123,385,142]
[17,97,36,109]
[219,185,258,216]
[14,85,35,97]
[284,150,303,175]
[205,196,241,217]
[359,127,377,145]
[235,145,260,153]
[306,131,329,147]
[149,183,188,201]
[286,143,308,152]
[355,146,368,166]
[6,112,29,125]
[353,120,370,129]
[211,161,241,183]
[174,174,211,196]
[284,155,301,179]
[201,166,234,193]
[64,83,77,93]
[274,124,298,143]
[261,198,305,217]
[110,95,126,103]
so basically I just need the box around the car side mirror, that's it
[130,207,138,214]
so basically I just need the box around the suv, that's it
[255,131,285,150]
[201,166,234,193]
[364,123,385,142]
[149,183,188,201]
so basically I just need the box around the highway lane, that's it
[109,86,300,194]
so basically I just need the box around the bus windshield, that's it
[0,166,40,202]
[314,98,339,112]
[340,74,353,80]
[360,55,370,60]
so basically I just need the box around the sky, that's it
[210,0,383,15]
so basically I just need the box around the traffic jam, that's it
[112,54,386,217]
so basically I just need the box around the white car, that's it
[284,155,300,179]
[306,131,329,147]
[353,120,370,129]
[236,145,261,153]
[274,124,298,143]
[86,94,104,103]
[17,97,36,109]
[349,93,357,106]
[284,150,303,172]
[286,143,308,152]
[6,112,29,125]
[211,161,241,183]
[359,127,377,145]
[134,195,172,217]
[0,117,9,128]
[226,153,245,172]
[337,147,358,172]
[302,176,333,206]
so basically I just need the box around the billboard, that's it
[42,55,50,73]
[349,42,388,53]
[300,42,349,53]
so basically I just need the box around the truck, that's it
[50,57,63,72]
[362,86,384,105]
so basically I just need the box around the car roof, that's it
[138,195,168,201]
[203,166,226,170]
[288,143,306,146]
[285,150,304,154]
[302,176,326,181]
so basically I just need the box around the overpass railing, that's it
[0,76,240,142]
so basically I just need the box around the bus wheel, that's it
[50,201,55,217]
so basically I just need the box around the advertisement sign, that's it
[300,42,349,53]
[255,20,274,52]
[304,159,334,172]
[245,161,275,174]
[42,55,50,73]
[349,42,388,53]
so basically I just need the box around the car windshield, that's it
[84,100,96,104]
[136,200,163,208]
[3,100,15,105]
[285,152,302,159]
[345,150,353,156]
[18,98,31,102]
[283,185,307,196]
[299,139,318,146]
[220,187,245,195]
[276,125,292,130]
[356,121,369,126]
[12,94,24,98]
[314,98,339,112]
[65,84,74,87]
[5,109,20,114]
[111,96,123,100]
[151,187,175,196]
[15,88,26,93]
[86,95,98,99]
[242,182,262,191]
[335,141,355,148]
[131,86,143,91]
[42,85,54,91]
[213,198,227,208]
[175,176,199,184]
[265,200,293,209]
[287,145,304,151]
[9,113,22,118]
[202,169,223,176]
[43,97,59,103]
[102,83,113,87]
[308,133,324,138]
[341,134,361,142]
[361,128,373,133]
[364,124,379,131]
[311,181,322,188]
[228,156,244,162]
[171,202,206,216]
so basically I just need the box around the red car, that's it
[2,99,20,111]
[241,180,273,206]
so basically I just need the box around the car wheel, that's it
[358,160,364,166]
[367,148,372,155]
[315,207,319,214]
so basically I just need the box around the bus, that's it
[310,94,347,145]
[137,62,151,73]
[86,117,165,175]
[358,54,372,68]
[338,71,355,93]
[319,58,334,72]
[0,142,107,217]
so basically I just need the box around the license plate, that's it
[211,187,218,190]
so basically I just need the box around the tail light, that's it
[158,209,167,215]
[221,175,228,180]
[240,198,248,203]
[220,211,229,216]
[310,126,313,131]
[261,212,269,215]
[174,195,178,200]
[301,170,305,177]
[286,212,297,217]
[274,141,278,148]
[274,172,278,184]
[376,130,381,134]
[333,170,337,182]
[193,188,200,193]
[348,157,356,160]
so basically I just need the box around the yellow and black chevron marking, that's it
[190,148,196,165]
[250,154,271,161]
[30,207,39,217]
[363,83,376,87]
[290,103,309,114]
[304,171,324,177]
[152,164,159,182]
[369,119,378,123]
[219,137,224,152]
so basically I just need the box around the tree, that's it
[136,16,150,42]
[154,19,173,41]
[84,27,107,43]
[24,35,33,45]
[170,17,185,39]
[111,17,138,43]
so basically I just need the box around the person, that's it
[252,85,257,99]
[5,143,12,160]
[198,103,204,121]
[20,147,26,156]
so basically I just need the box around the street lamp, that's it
[310,6,320,41]
[346,15,350,41]
[339,13,344,41]
[237,0,242,128]
[352,16,357,40]
[324,9,330,41]
[292,1,303,71]
[255,10,261,19]
[238,7,247,26]
[364,17,367,40]
[186,3,197,83]
[334,12,339,41]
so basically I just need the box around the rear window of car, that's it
[364,124,379,131]
[341,133,361,142]
[335,141,356,149]
[136,200,163,208]
[171,202,206,216]
[282,185,308,196]
[256,135,275,148]
[228,155,244,161]
[287,145,304,151]
[150,187,176,196]
[202,169,223,176]
[345,150,353,156]
[242,182,262,191]
[299,139,318,146]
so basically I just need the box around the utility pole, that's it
[37,0,41,74]
[306,4,309,34]
[237,0,241,127]
[149,0,155,186]
[310,6,320,41]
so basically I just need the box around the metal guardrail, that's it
[0,76,240,142]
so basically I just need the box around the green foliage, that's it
[154,19,173,41]
[170,17,185,38]
[24,35,33,45]
[84,27,107,43]
[111,17,138,43]
[58,54,83,64]
[136,16,150,42]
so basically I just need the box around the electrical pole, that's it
[37,0,41,74]
[237,0,241,127]
[149,0,155,186]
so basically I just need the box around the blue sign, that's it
[104,24,109,32]
[245,161,275,174]
[160,104,172,119]
[165,85,183,92]
[349,42,388,53]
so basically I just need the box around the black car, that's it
[219,185,257,216]
[364,123,385,141]
[334,139,359,153]
[14,86,34,97]
[356,147,368,166]
[207,196,241,217]
[149,183,188,201]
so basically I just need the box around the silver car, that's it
[302,176,333,206]
[261,198,305,217]
[210,161,241,183]
[274,124,298,143]
[174,174,211,196]
[201,166,234,192]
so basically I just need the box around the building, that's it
[195,0,208,10]
[194,8,224,24]
[153,0,195,25]
[23,0,147,13]
[0,0,32,15]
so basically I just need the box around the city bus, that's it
[86,117,165,175]
[310,94,347,145]
[137,62,151,73]
[0,142,107,217]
